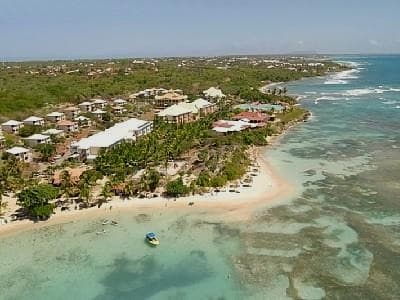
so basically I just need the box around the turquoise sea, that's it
[1,55,399,299]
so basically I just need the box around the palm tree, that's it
[100,181,113,204]
[78,182,91,206]
[60,170,73,202]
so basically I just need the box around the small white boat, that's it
[102,219,110,225]
[96,229,107,235]
[145,232,159,246]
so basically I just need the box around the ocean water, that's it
[0,55,399,299]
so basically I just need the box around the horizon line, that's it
[2,52,400,63]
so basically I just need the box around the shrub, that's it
[165,177,189,197]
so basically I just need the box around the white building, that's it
[71,118,153,160]
[91,109,107,119]
[24,133,51,147]
[212,120,254,133]
[5,146,32,162]
[113,98,127,106]
[203,87,226,99]
[23,116,45,126]
[1,120,24,134]
[46,112,65,122]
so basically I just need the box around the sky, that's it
[1,0,400,60]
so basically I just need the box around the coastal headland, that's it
[0,56,346,238]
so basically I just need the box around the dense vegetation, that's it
[0,57,342,119]
[17,184,59,220]
[95,105,307,194]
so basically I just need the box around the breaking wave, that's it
[324,69,360,85]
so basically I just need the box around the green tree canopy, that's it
[17,184,59,220]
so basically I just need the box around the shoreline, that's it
[0,80,312,239]
[0,146,296,238]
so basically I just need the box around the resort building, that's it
[56,120,78,133]
[154,92,188,108]
[74,116,92,127]
[64,107,80,119]
[1,120,24,134]
[157,98,216,124]
[192,98,217,115]
[157,104,194,124]
[203,87,226,99]
[42,128,65,138]
[5,146,32,162]
[212,120,253,134]
[92,99,107,109]
[232,111,269,127]
[24,133,51,147]
[23,116,44,126]
[78,101,95,112]
[71,118,153,161]
[46,112,65,122]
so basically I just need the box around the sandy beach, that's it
[0,147,295,238]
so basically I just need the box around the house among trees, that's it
[154,92,188,108]
[24,133,51,147]
[46,112,65,122]
[64,107,80,119]
[74,116,92,127]
[56,120,78,133]
[23,116,45,126]
[42,128,65,138]
[5,146,32,162]
[232,111,269,127]
[78,101,95,112]
[203,87,226,99]
[91,109,107,120]
[1,120,24,134]
[71,118,153,161]
[112,106,125,114]
[113,98,127,106]
[92,99,107,109]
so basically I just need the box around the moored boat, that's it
[145,232,159,246]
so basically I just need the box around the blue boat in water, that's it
[145,232,159,246]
